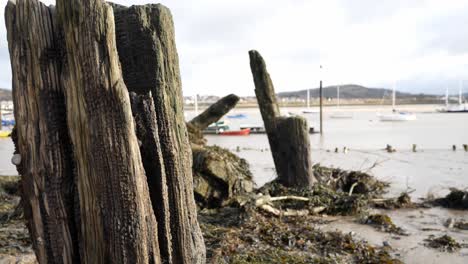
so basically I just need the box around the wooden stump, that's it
[5,1,78,263]
[57,0,161,262]
[113,4,205,264]
[249,50,316,188]
[7,1,207,263]
[276,117,314,187]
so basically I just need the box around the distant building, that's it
[0,100,13,111]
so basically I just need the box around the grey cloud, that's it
[339,0,426,24]
[423,8,468,55]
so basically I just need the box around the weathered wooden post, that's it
[6,1,78,262]
[57,0,161,262]
[6,0,206,263]
[249,50,316,188]
[113,4,205,263]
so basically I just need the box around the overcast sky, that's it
[1,0,468,96]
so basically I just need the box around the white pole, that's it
[337,86,340,108]
[306,88,310,108]
[194,94,198,115]
[392,82,396,110]
[446,87,449,108]
[459,80,463,105]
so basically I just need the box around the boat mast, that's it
[307,88,310,108]
[446,87,449,108]
[194,94,199,115]
[392,81,396,110]
[337,86,340,108]
[459,80,463,105]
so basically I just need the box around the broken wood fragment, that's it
[189,94,240,130]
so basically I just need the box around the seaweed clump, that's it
[424,235,462,252]
[0,176,34,261]
[373,193,415,210]
[362,214,407,235]
[257,181,369,216]
[199,207,402,264]
[313,164,389,196]
[255,165,390,216]
[432,189,468,209]
[454,220,468,230]
[199,166,402,263]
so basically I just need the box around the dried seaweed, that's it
[431,189,468,209]
[200,208,402,264]
[424,235,462,252]
[361,214,407,236]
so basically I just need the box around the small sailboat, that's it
[302,88,318,114]
[440,81,468,113]
[330,86,353,119]
[378,82,416,121]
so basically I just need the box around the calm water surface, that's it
[190,105,468,198]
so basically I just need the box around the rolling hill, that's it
[276,84,438,100]
[0,88,12,101]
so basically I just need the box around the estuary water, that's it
[197,104,468,263]
[191,105,468,198]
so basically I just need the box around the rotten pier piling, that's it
[249,50,316,188]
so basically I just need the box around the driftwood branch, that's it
[254,194,325,217]
[189,94,240,130]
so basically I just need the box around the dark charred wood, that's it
[57,0,160,262]
[5,1,79,263]
[113,4,205,264]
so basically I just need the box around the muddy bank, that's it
[2,169,468,263]
[0,176,35,263]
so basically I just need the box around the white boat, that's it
[330,86,353,119]
[438,81,468,113]
[378,82,416,121]
[301,87,319,114]
[302,109,319,114]
[378,111,417,121]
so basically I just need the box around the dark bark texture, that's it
[249,50,316,188]
[189,94,240,130]
[113,4,205,264]
[7,1,206,263]
[5,1,79,263]
[56,0,161,262]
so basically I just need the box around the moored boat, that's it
[227,113,247,119]
[378,111,417,121]
[330,112,354,119]
[439,82,468,113]
[0,130,11,138]
[330,86,354,119]
[219,128,251,136]
[240,124,265,133]
[378,82,416,122]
